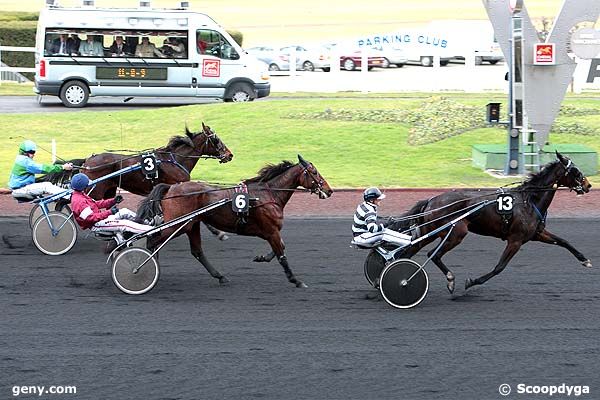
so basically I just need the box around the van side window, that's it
[196,29,239,60]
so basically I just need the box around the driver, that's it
[69,173,152,249]
[9,140,73,199]
[351,187,412,248]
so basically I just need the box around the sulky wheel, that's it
[29,204,42,229]
[29,203,73,229]
[379,259,429,309]
[112,247,159,295]
[32,211,77,256]
[364,249,387,287]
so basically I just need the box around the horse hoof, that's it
[465,277,474,290]
[447,280,455,294]
[296,281,308,288]
[218,233,230,241]
[219,276,230,285]
[582,260,593,268]
[253,256,264,262]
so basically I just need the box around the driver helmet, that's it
[70,173,90,191]
[363,187,386,202]
[19,140,37,154]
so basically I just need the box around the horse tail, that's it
[36,158,86,186]
[137,183,171,222]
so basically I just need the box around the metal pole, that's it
[506,2,524,175]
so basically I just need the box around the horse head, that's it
[185,122,234,163]
[555,151,591,195]
[297,154,333,199]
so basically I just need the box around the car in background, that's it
[474,41,504,65]
[323,44,387,71]
[246,46,290,71]
[279,45,331,71]
[371,45,408,68]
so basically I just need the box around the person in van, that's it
[70,34,81,51]
[135,36,165,58]
[50,34,77,55]
[197,35,219,55]
[79,35,104,57]
[162,37,186,58]
[109,36,128,57]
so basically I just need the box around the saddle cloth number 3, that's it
[142,153,158,179]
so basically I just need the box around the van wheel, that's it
[420,56,433,67]
[60,81,89,108]
[475,56,483,65]
[489,60,499,65]
[269,63,280,71]
[226,82,255,102]
[322,67,330,72]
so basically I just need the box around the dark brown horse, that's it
[137,155,333,288]
[40,123,233,236]
[76,123,233,200]
[388,152,592,293]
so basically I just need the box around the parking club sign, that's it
[534,43,556,65]
[202,59,220,77]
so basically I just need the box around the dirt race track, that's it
[1,216,599,399]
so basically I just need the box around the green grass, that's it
[0,82,35,96]
[1,95,599,189]
[0,0,567,46]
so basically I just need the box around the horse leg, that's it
[204,223,229,241]
[533,229,592,268]
[253,239,284,263]
[264,235,305,288]
[188,222,229,285]
[428,224,469,294]
[465,240,522,290]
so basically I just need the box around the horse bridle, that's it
[201,129,229,161]
[561,159,585,193]
[301,163,326,196]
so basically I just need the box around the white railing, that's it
[0,45,36,84]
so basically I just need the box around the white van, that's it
[35,3,270,107]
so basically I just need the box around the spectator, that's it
[79,35,104,57]
[135,36,165,58]
[50,34,77,55]
[109,36,128,57]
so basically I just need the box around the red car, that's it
[339,51,387,71]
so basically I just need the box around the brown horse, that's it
[86,122,233,199]
[388,152,592,293]
[39,122,232,199]
[137,155,333,288]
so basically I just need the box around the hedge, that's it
[0,19,37,80]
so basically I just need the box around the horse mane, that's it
[244,160,296,184]
[518,160,561,189]
[162,135,194,151]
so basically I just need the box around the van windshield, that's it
[44,28,188,59]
